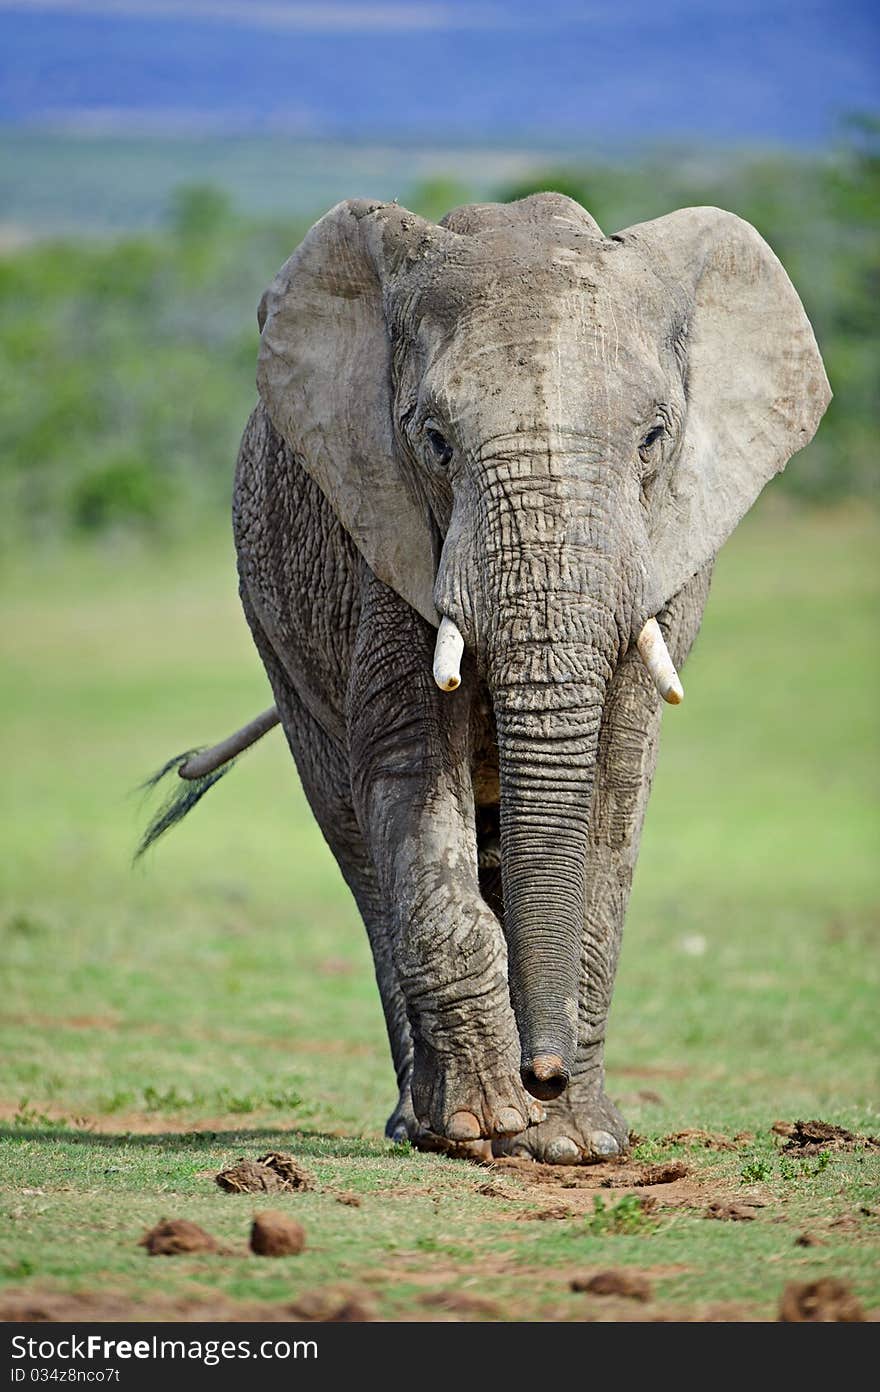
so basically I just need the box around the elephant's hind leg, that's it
[240,591,415,1141]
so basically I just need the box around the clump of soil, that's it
[334,1192,362,1208]
[140,1218,218,1256]
[477,1181,513,1200]
[216,1151,315,1194]
[250,1210,306,1257]
[778,1279,866,1322]
[634,1160,688,1186]
[705,1201,760,1222]
[288,1289,373,1321]
[772,1119,879,1157]
[795,1232,823,1247]
[570,1269,652,1301]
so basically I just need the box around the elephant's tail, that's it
[134,706,280,859]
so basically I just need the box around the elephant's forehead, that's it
[404,236,668,358]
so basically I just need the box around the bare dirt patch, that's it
[472,1152,719,1219]
[0,1286,370,1323]
[216,1151,315,1194]
[249,1210,306,1257]
[772,1118,879,1157]
[0,1099,297,1136]
[288,1288,374,1321]
[662,1129,752,1151]
[139,1219,218,1256]
[778,1278,866,1322]
[518,1204,574,1221]
[476,1180,515,1200]
[416,1291,501,1319]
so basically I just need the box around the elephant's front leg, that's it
[349,575,542,1145]
[499,565,714,1163]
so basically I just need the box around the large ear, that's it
[618,208,831,611]
[256,199,441,625]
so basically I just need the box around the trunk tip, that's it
[521,1054,569,1102]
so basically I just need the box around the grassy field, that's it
[0,499,878,1322]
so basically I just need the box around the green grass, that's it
[1,497,878,1320]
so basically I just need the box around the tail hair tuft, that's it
[135,751,236,860]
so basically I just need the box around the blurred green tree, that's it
[0,135,875,550]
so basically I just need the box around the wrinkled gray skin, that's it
[233,194,829,1162]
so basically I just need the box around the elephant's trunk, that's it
[487,606,616,1099]
[435,449,639,1099]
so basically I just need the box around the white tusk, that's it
[637,617,684,705]
[433,616,465,692]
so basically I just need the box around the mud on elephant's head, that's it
[256,194,830,1099]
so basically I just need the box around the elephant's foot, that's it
[383,1083,489,1159]
[384,1085,416,1145]
[492,1078,628,1164]
[409,1042,545,1143]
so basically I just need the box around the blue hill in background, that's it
[1,0,877,148]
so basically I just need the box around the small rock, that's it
[571,1269,652,1301]
[140,1218,218,1256]
[250,1210,306,1257]
[778,1278,865,1322]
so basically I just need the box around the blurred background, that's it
[0,0,878,540]
[0,2,877,1158]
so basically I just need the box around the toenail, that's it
[494,1107,525,1135]
[389,1123,409,1144]
[446,1110,482,1141]
[544,1135,580,1164]
[528,1102,547,1125]
[589,1129,620,1156]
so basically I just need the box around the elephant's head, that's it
[256,194,830,1099]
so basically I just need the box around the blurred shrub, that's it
[69,454,164,531]
[0,128,876,548]
[0,196,308,547]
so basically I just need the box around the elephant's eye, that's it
[639,424,665,463]
[424,426,453,469]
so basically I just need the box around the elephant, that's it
[144,193,829,1163]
